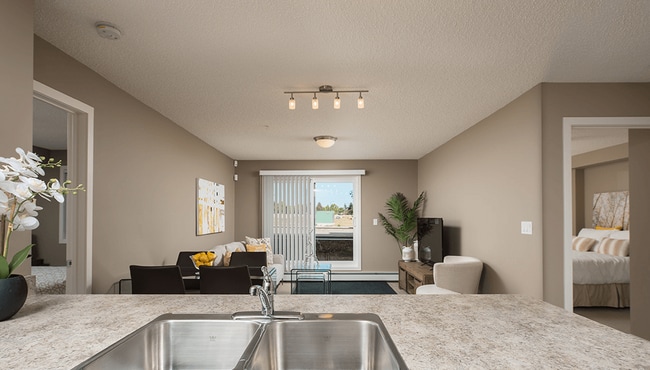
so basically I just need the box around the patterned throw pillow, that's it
[595,237,629,257]
[572,236,597,252]
[245,236,274,266]
[223,247,242,266]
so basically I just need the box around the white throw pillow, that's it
[609,230,630,240]
[577,228,615,241]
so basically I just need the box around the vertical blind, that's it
[261,175,313,263]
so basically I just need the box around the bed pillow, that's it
[572,236,598,252]
[577,228,615,241]
[595,237,629,257]
[609,230,630,240]
[595,226,622,231]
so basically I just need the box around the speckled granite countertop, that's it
[1,294,649,369]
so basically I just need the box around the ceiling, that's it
[33,1,650,160]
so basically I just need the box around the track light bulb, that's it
[334,94,341,109]
[312,93,319,110]
[289,94,296,110]
[357,93,365,109]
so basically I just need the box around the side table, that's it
[290,262,332,294]
[398,261,433,294]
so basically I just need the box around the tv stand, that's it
[398,261,433,294]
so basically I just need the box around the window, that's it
[261,170,363,270]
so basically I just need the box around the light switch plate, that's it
[521,221,533,235]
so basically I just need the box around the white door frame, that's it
[562,116,650,310]
[33,81,94,294]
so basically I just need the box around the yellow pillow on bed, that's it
[595,226,622,231]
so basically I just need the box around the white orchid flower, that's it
[12,183,33,201]
[14,215,39,231]
[49,179,65,203]
[20,176,47,193]
[20,200,42,217]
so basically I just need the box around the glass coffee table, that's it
[290,262,332,294]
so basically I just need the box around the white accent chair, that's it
[415,255,483,295]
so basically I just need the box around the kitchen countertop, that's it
[1,294,649,369]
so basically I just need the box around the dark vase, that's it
[0,274,28,321]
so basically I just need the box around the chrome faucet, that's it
[249,266,275,316]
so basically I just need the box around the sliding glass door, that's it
[261,171,362,270]
[313,177,360,269]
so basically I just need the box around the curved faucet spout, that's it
[250,285,274,316]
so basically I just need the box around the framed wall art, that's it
[196,178,225,235]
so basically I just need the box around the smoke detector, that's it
[95,22,122,40]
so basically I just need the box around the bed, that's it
[572,228,630,308]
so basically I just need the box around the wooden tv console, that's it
[398,261,434,294]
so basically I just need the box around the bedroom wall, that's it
[572,143,629,233]
[418,85,543,297]
[234,160,418,272]
[0,0,34,276]
[629,129,650,341]
[34,37,236,293]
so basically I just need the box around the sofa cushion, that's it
[245,237,274,266]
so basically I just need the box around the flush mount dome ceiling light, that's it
[314,136,337,148]
[286,85,368,110]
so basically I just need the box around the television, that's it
[417,218,443,266]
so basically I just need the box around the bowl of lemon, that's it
[190,251,217,269]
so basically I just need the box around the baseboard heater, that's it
[283,272,398,282]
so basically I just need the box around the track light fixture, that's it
[285,85,368,110]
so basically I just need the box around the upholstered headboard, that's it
[592,191,629,230]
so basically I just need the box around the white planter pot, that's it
[401,246,415,262]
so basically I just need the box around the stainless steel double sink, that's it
[74,313,408,369]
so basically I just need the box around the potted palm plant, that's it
[378,191,426,261]
[1,148,83,321]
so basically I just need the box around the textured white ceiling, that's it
[33,1,650,160]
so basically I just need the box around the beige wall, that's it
[0,0,34,276]
[541,83,650,311]
[418,86,544,297]
[629,129,650,341]
[572,143,629,232]
[234,160,418,272]
[34,37,236,293]
[581,160,629,230]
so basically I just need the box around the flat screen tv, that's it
[417,218,443,266]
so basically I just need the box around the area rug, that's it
[293,281,396,295]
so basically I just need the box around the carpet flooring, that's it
[292,281,396,295]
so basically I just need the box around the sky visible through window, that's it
[314,182,353,207]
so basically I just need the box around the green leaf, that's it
[0,256,9,279]
[8,244,33,275]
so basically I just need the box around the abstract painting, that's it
[592,191,629,230]
[196,178,225,235]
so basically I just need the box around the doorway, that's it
[33,81,94,294]
[562,117,650,333]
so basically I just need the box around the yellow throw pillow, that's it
[245,242,273,266]
[223,247,242,266]
[595,226,622,231]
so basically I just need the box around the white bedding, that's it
[572,250,629,284]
